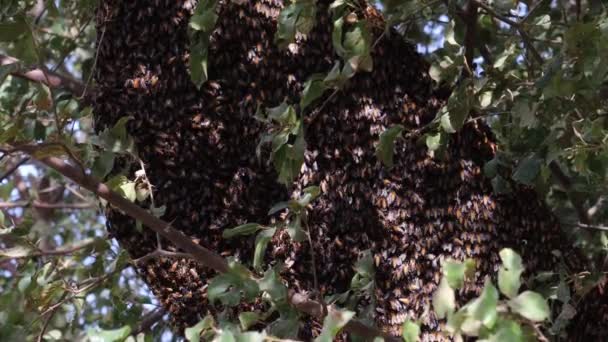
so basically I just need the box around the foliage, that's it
[0,0,606,341]
[428,249,550,341]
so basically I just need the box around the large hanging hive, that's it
[92,0,592,339]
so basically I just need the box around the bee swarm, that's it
[92,0,600,339]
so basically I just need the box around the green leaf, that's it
[376,125,404,168]
[239,312,261,330]
[253,228,276,272]
[275,0,317,49]
[190,9,218,32]
[491,175,511,194]
[286,216,306,242]
[120,181,136,202]
[258,267,288,301]
[223,223,264,239]
[512,155,541,185]
[498,248,524,299]
[235,331,265,342]
[295,186,321,208]
[215,330,236,342]
[425,132,443,152]
[478,91,493,109]
[342,22,373,72]
[189,37,210,88]
[0,62,19,86]
[556,278,570,303]
[513,99,537,128]
[402,320,420,342]
[88,326,131,342]
[443,259,475,289]
[445,20,459,46]
[268,201,289,215]
[440,81,472,133]
[0,19,28,42]
[106,175,137,202]
[488,319,524,342]
[207,273,242,306]
[353,250,374,277]
[300,74,327,110]
[468,278,498,329]
[445,309,467,334]
[188,0,218,87]
[550,303,576,334]
[185,316,215,341]
[508,291,550,322]
[43,329,62,340]
[315,307,355,342]
[433,278,455,319]
[332,17,347,57]
[91,151,115,179]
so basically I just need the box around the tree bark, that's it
[92,0,591,339]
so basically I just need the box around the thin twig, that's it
[0,157,30,183]
[303,218,320,299]
[37,292,68,342]
[462,0,479,77]
[50,16,94,74]
[306,89,340,125]
[576,223,608,232]
[132,308,165,335]
[80,24,106,100]
[472,0,543,65]
[132,249,192,265]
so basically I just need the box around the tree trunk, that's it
[92,0,589,339]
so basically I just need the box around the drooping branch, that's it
[0,54,87,98]
[11,145,398,341]
[0,200,95,209]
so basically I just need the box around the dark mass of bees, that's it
[92,0,601,339]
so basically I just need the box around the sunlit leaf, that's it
[376,125,404,168]
[508,291,550,322]
[433,278,455,319]
[315,306,355,342]
[223,223,264,239]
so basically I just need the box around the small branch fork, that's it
[6,144,397,341]
[0,54,86,98]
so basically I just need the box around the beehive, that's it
[92,0,590,339]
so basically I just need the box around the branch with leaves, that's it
[0,54,86,98]
[6,143,397,341]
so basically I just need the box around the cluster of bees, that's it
[92,0,598,339]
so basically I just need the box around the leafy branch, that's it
[5,143,398,341]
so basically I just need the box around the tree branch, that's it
[0,54,87,98]
[0,200,95,209]
[0,157,30,183]
[471,0,543,65]
[132,308,165,336]
[576,223,608,232]
[462,0,479,77]
[132,249,192,265]
[14,146,397,341]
